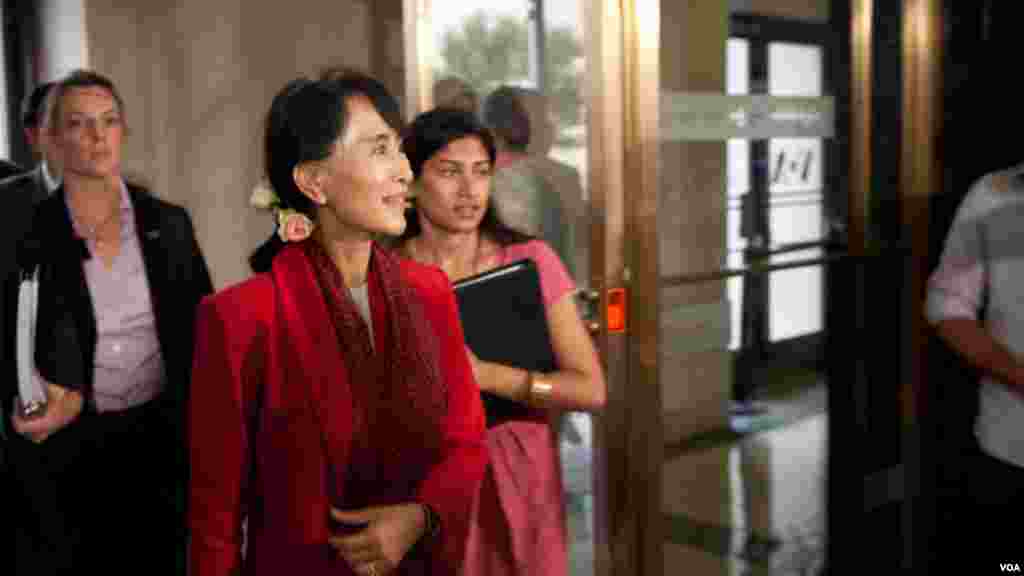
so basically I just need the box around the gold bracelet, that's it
[528,371,554,406]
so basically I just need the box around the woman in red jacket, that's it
[188,71,488,576]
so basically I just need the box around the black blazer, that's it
[0,165,48,202]
[0,169,52,292]
[1,183,213,435]
[0,159,25,181]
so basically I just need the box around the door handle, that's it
[577,288,601,320]
[578,288,626,334]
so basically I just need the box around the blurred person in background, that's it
[482,85,575,279]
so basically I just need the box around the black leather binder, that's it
[452,258,555,427]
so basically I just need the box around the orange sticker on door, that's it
[607,288,626,333]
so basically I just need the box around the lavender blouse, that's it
[67,183,164,412]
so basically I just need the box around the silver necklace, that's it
[79,205,119,248]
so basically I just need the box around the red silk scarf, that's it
[302,241,448,510]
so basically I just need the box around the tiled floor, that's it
[560,383,827,575]
[664,383,827,575]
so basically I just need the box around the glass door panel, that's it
[428,1,595,573]
[767,42,825,342]
[726,38,750,351]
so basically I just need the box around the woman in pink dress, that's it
[396,107,606,575]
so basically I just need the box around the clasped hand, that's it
[328,503,427,576]
[464,345,488,391]
[11,378,83,444]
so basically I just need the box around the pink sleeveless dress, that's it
[462,240,575,576]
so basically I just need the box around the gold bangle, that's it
[528,371,554,405]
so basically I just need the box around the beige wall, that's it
[370,1,408,112]
[84,0,377,288]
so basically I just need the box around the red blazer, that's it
[188,246,488,575]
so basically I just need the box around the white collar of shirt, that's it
[348,283,374,350]
[41,161,61,193]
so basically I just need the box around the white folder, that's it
[16,269,47,416]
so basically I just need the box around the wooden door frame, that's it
[586,1,662,575]
[830,0,943,570]
[899,0,942,569]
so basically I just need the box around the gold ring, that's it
[367,565,377,576]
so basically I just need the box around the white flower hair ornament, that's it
[249,178,315,243]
